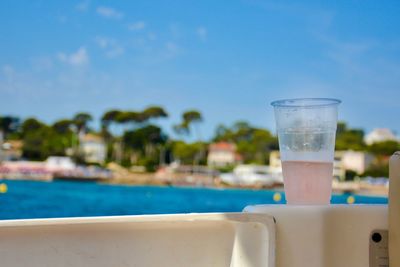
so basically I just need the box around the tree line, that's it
[0,109,398,177]
[0,107,279,171]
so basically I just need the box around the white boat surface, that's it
[0,213,275,267]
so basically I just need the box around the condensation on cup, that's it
[271,98,341,205]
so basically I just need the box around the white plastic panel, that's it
[244,204,387,267]
[0,213,275,267]
[389,152,400,267]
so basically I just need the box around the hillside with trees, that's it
[0,108,398,177]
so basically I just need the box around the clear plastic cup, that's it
[271,98,341,204]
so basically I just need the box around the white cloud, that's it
[0,65,23,93]
[147,32,157,41]
[57,15,68,24]
[169,24,180,38]
[2,65,15,77]
[196,26,207,42]
[166,42,178,53]
[95,37,124,58]
[128,21,146,31]
[76,0,90,12]
[58,47,89,66]
[165,42,180,58]
[106,46,124,58]
[96,6,123,19]
[31,57,53,71]
[95,37,109,49]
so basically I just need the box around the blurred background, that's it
[0,0,398,219]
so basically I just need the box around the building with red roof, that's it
[207,142,242,167]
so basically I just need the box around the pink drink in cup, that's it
[271,98,341,204]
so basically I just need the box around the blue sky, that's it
[0,0,399,140]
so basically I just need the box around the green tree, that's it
[21,118,45,136]
[22,125,72,160]
[174,110,204,164]
[121,111,147,129]
[214,124,231,140]
[183,110,202,124]
[123,125,167,170]
[0,116,20,140]
[335,122,366,150]
[336,121,347,135]
[173,122,190,135]
[52,119,74,134]
[124,125,165,150]
[101,109,123,162]
[171,141,207,165]
[174,109,203,138]
[368,141,400,156]
[113,111,146,164]
[73,112,93,132]
[362,163,389,178]
[101,109,122,134]
[213,121,278,164]
[142,106,168,121]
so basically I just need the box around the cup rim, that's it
[271,98,341,108]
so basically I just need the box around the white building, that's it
[80,134,107,164]
[45,156,76,171]
[207,142,242,167]
[364,128,398,145]
[1,140,23,160]
[335,150,374,175]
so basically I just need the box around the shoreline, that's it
[0,172,389,197]
[0,178,388,198]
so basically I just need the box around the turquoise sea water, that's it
[0,180,388,220]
